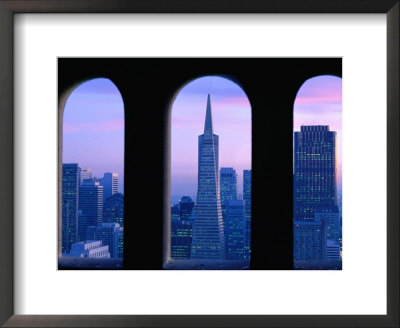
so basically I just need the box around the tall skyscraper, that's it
[294,125,337,221]
[100,172,118,203]
[191,95,225,260]
[220,167,238,221]
[225,199,246,260]
[243,169,252,260]
[103,192,124,226]
[78,179,103,241]
[62,164,80,253]
[79,167,92,184]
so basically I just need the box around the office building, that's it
[78,179,103,241]
[62,163,80,253]
[100,172,118,203]
[86,223,123,258]
[243,169,252,260]
[220,167,238,221]
[191,94,225,259]
[293,220,326,261]
[225,200,246,260]
[79,167,92,184]
[171,219,192,260]
[103,192,124,226]
[67,240,110,258]
[294,125,337,221]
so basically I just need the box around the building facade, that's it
[243,169,252,260]
[78,179,103,241]
[67,240,110,258]
[225,199,246,260]
[101,172,118,203]
[220,167,238,222]
[62,163,80,253]
[86,223,123,258]
[294,125,337,222]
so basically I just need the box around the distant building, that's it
[171,219,192,260]
[243,169,252,260]
[103,193,124,226]
[191,95,225,259]
[86,223,123,258]
[79,167,92,184]
[294,126,337,221]
[67,240,110,258]
[62,164,80,253]
[225,200,246,260]
[220,168,238,222]
[100,172,118,203]
[78,179,103,241]
[179,196,195,222]
[171,203,180,222]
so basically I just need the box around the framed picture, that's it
[0,0,398,327]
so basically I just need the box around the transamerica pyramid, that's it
[191,94,225,259]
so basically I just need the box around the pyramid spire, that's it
[204,94,213,135]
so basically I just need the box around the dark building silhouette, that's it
[103,192,124,226]
[62,163,80,253]
[179,196,195,222]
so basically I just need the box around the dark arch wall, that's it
[58,58,342,270]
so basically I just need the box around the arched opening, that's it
[293,75,342,270]
[165,75,252,270]
[60,78,125,269]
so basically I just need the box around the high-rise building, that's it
[191,94,225,260]
[220,167,238,221]
[78,179,103,241]
[86,223,123,258]
[100,172,118,203]
[66,240,110,258]
[79,167,92,184]
[243,169,252,260]
[103,192,124,226]
[225,199,246,260]
[62,163,80,253]
[294,125,337,221]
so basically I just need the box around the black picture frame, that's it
[0,1,398,327]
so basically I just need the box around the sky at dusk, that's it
[62,78,125,192]
[293,75,342,195]
[62,73,341,201]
